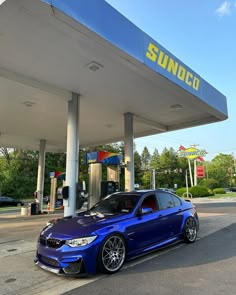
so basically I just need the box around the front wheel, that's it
[184,217,197,243]
[98,234,126,274]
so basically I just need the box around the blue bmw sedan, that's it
[35,189,199,276]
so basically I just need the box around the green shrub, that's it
[213,188,226,194]
[198,178,219,189]
[176,188,187,198]
[207,189,215,196]
[189,186,210,198]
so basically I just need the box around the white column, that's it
[124,112,134,191]
[194,159,197,186]
[188,158,193,187]
[64,93,80,217]
[37,139,46,213]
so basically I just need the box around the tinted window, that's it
[91,193,140,214]
[172,195,181,207]
[157,192,175,210]
[141,194,158,211]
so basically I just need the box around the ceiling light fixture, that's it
[86,61,104,72]
[0,1,7,6]
[105,124,114,128]
[22,101,36,107]
[170,104,183,110]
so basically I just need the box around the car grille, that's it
[39,235,65,249]
[40,255,60,267]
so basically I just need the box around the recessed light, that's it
[105,124,114,128]
[86,61,104,72]
[170,104,183,110]
[0,1,7,6]
[22,101,36,107]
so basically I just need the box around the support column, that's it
[36,139,46,213]
[124,112,134,191]
[64,93,80,217]
[88,163,102,209]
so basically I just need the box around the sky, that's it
[105,0,236,161]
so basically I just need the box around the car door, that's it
[126,193,162,255]
[156,192,184,240]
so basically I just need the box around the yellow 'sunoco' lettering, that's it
[146,42,200,91]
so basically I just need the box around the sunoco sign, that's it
[177,146,207,160]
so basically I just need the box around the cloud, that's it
[215,1,231,16]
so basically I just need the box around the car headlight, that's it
[65,236,97,247]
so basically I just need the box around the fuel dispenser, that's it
[86,151,122,208]
[101,181,119,198]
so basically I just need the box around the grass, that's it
[0,206,20,211]
[208,192,236,199]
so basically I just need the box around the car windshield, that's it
[90,193,140,215]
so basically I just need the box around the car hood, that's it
[41,212,130,239]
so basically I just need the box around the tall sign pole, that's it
[177,145,207,187]
[188,158,193,187]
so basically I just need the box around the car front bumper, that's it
[35,241,100,276]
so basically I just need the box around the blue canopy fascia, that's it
[42,0,227,118]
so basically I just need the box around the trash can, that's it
[30,202,39,215]
[21,207,28,216]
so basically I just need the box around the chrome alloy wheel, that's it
[101,235,126,273]
[184,217,197,243]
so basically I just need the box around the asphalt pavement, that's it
[0,198,236,295]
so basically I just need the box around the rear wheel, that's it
[98,234,126,274]
[184,217,197,243]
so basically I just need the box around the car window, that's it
[140,194,158,212]
[172,195,181,207]
[91,193,140,214]
[156,192,175,210]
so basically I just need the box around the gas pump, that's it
[101,181,119,198]
[86,151,122,208]
[51,173,88,211]
[48,171,66,212]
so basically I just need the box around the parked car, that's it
[35,189,199,276]
[0,196,24,207]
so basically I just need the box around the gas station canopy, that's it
[0,0,228,152]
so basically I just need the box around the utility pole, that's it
[153,169,156,189]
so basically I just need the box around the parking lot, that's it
[0,200,236,295]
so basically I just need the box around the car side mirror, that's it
[138,207,153,215]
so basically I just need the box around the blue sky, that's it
[106,0,236,160]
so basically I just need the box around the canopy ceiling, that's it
[0,0,227,152]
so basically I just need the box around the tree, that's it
[141,146,151,171]
[134,151,142,185]
[150,148,160,169]
[0,149,38,198]
[207,153,234,187]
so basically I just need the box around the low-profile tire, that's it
[98,234,126,274]
[184,217,197,243]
